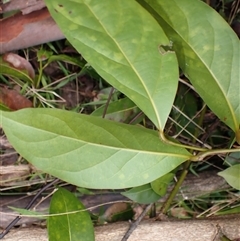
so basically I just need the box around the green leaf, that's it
[44,0,179,130]
[76,187,94,196]
[141,0,240,138]
[151,172,174,196]
[91,98,139,123]
[8,206,46,219]
[98,203,133,223]
[1,108,190,189]
[218,164,240,190]
[0,103,11,111]
[224,152,240,166]
[216,206,240,215]
[37,48,53,61]
[48,187,94,241]
[0,56,33,84]
[122,184,161,204]
[46,54,85,68]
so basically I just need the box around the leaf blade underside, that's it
[141,0,240,138]
[1,108,190,189]
[45,0,179,130]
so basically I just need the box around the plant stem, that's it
[159,160,191,215]
[121,203,153,241]
[102,87,115,118]
[36,60,43,88]
[159,131,208,152]
[191,147,240,161]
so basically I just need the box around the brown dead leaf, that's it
[3,52,35,79]
[0,87,32,110]
[170,207,192,219]
[132,204,144,220]
[0,165,30,186]
[99,202,133,223]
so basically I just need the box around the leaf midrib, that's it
[164,2,238,129]
[4,117,190,159]
[83,1,162,129]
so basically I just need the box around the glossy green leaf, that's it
[218,164,240,190]
[48,187,94,241]
[140,0,240,139]
[44,0,179,130]
[1,108,190,189]
[122,184,161,204]
[151,172,174,196]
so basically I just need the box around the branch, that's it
[0,1,64,54]
[0,0,46,15]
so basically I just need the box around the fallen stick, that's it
[0,1,64,54]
